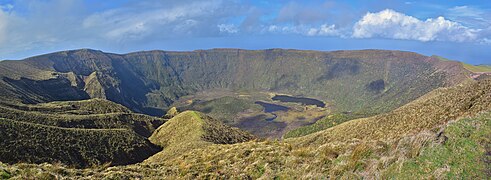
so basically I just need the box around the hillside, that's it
[0,49,470,117]
[0,49,473,138]
[0,99,166,168]
[463,63,491,73]
[2,77,489,179]
[146,111,255,162]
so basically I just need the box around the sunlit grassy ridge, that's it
[463,63,491,72]
[146,111,255,162]
[433,55,491,73]
[284,112,369,138]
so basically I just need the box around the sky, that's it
[0,0,490,65]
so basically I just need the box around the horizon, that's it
[0,0,490,64]
[3,47,487,66]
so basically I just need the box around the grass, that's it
[3,110,491,178]
[382,111,491,179]
[433,55,491,73]
[0,118,161,168]
[0,99,165,137]
[292,78,491,147]
[284,113,369,138]
[179,96,262,124]
[146,111,255,162]
[463,63,491,73]
[0,163,10,179]
[0,98,166,168]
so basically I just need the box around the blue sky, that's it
[0,0,490,64]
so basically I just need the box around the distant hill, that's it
[0,49,471,118]
[433,55,491,73]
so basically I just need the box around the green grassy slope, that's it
[284,113,369,138]
[382,111,491,179]
[146,111,255,162]
[294,78,491,146]
[463,63,491,72]
[178,96,262,124]
[433,55,491,73]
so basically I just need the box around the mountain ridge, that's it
[0,48,471,117]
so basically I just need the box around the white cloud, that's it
[307,24,339,36]
[265,23,341,37]
[353,9,480,42]
[83,0,241,40]
[446,6,491,28]
[218,24,238,34]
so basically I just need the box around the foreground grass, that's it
[382,112,491,179]
[1,112,490,179]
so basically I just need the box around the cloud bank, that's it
[353,9,481,42]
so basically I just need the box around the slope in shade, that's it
[0,98,166,168]
[0,119,161,168]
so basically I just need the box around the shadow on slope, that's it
[0,99,166,168]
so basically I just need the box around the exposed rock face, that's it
[0,49,471,116]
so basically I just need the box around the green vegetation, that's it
[162,107,179,119]
[0,49,468,117]
[463,63,491,72]
[0,118,161,168]
[146,111,255,162]
[284,113,368,138]
[0,98,166,168]
[382,112,491,179]
[0,99,165,137]
[436,55,491,72]
[179,96,262,123]
[0,163,10,179]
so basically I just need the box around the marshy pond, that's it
[272,95,325,107]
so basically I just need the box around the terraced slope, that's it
[0,49,470,117]
[0,119,160,168]
[0,99,165,168]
